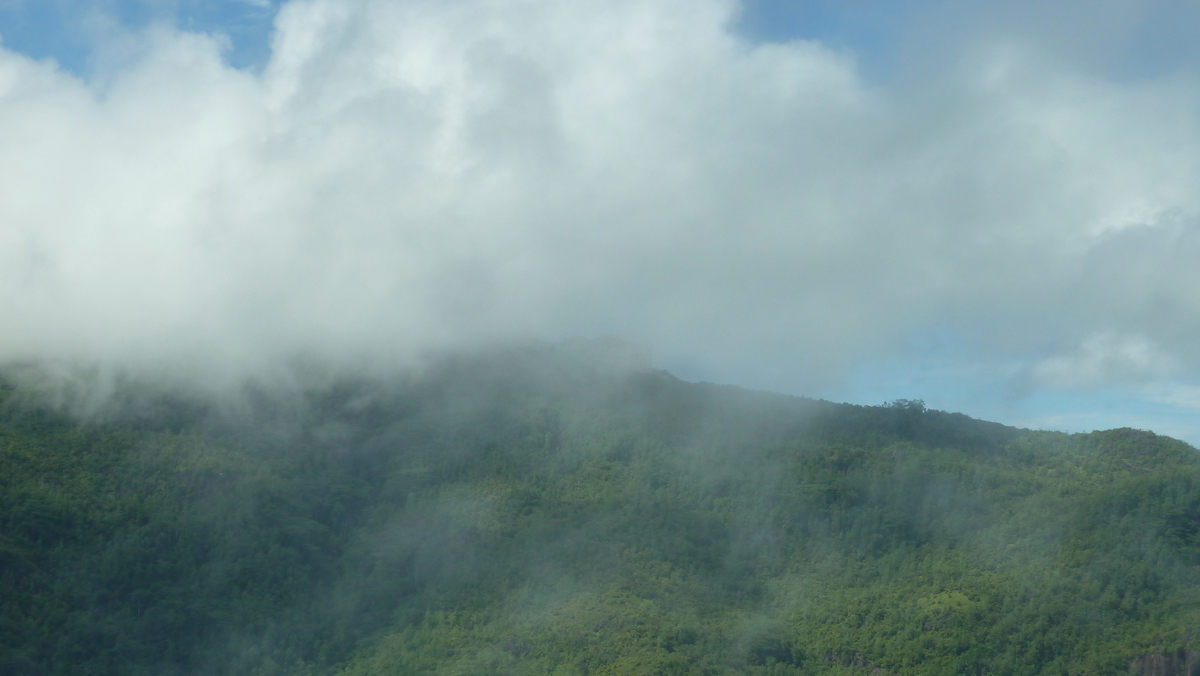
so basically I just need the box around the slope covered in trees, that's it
[2,343,1199,675]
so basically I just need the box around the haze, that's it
[2,0,1200,440]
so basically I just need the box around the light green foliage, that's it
[2,352,1200,675]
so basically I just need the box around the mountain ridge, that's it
[1,346,1198,675]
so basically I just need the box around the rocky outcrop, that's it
[1130,650,1200,676]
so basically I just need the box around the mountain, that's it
[2,342,1199,675]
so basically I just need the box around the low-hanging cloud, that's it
[2,0,1200,395]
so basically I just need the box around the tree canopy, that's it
[2,346,1198,675]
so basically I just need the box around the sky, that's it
[2,0,1200,443]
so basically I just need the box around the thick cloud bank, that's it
[2,0,1199,395]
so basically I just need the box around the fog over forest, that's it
[5,4,1200,674]
[4,342,1200,675]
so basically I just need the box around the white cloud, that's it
[1144,382,1200,413]
[1,0,1200,395]
[1030,332,1176,390]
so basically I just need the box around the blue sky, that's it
[0,0,278,72]
[2,0,1200,444]
[18,0,1193,79]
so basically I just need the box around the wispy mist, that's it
[2,0,1200,404]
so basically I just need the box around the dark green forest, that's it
[3,342,1200,675]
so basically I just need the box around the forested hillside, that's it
[3,343,1200,675]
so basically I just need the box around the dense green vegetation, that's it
[3,344,1200,675]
